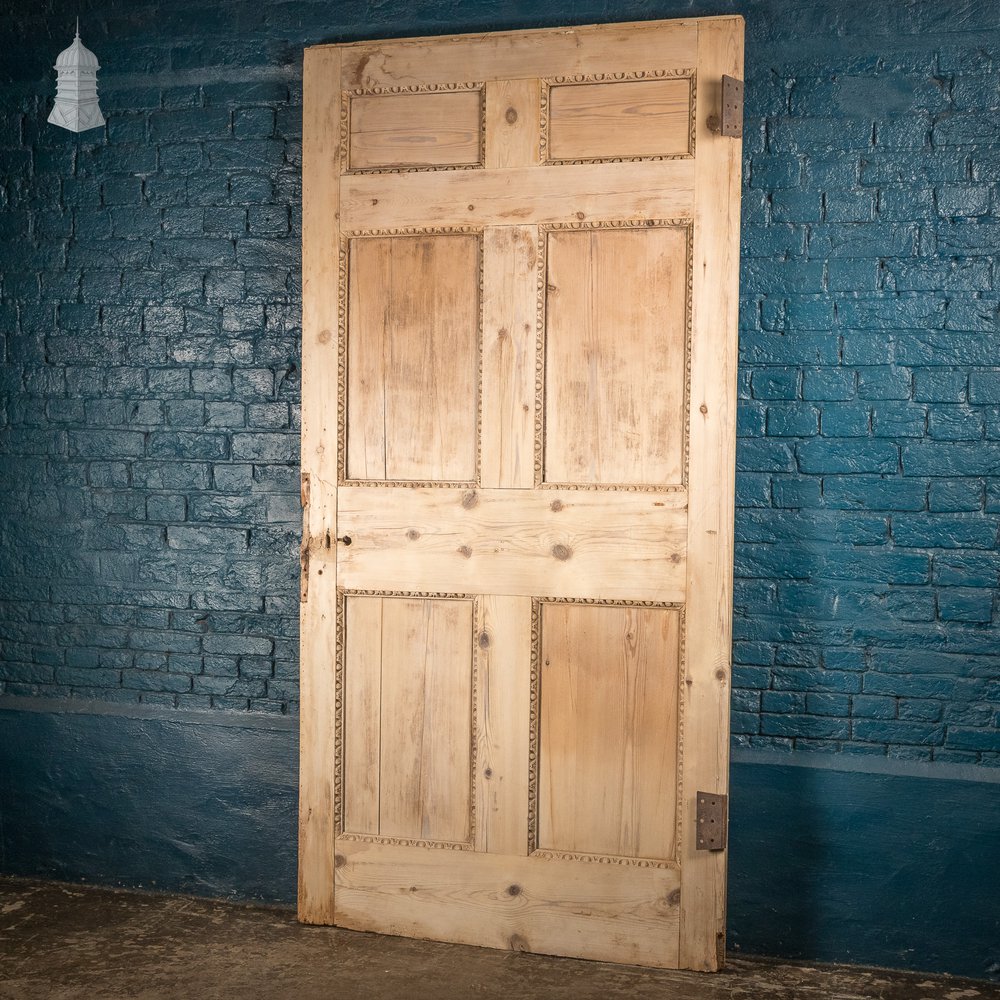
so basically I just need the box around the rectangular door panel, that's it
[342,595,475,846]
[348,89,484,171]
[346,234,480,484]
[545,77,693,162]
[543,225,690,488]
[537,602,681,862]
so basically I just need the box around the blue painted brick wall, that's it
[0,0,998,761]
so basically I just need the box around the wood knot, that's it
[549,500,563,512]
[505,107,518,124]
[334,854,346,869]
[576,211,585,220]
[318,329,331,344]
[467,204,475,211]
[461,491,478,509]
[478,631,491,649]
[507,884,521,897]
[497,326,509,339]
[700,403,708,415]
[715,668,727,681]
[458,545,472,559]
[406,528,420,541]
[508,933,529,952]
[667,888,681,906]
[484,767,493,778]
[551,543,571,561]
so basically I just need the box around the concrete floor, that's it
[1,877,998,1000]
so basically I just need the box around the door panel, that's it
[301,15,744,971]
[346,234,481,484]
[545,76,693,162]
[543,225,690,487]
[348,89,483,171]
[343,595,474,845]
[537,602,681,862]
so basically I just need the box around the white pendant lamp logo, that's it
[48,19,105,133]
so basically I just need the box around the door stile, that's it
[299,45,343,925]
[677,18,744,971]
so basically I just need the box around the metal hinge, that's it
[708,76,743,138]
[696,791,728,851]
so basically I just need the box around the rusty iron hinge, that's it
[696,791,728,851]
[708,76,743,138]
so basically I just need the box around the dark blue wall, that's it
[2,705,998,980]
[1,0,999,981]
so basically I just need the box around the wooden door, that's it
[300,16,744,972]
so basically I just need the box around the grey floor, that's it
[1,877,998,1000]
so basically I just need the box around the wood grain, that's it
[342,597,383,836]
[335,486,689,602]
[349,90,482,170]
[547,78,692,161]
[538,603,680,862]
[377,597,474,844]
[334,840,681,968]
[485,79,541,168]
[341,160,695,230]
[544,226,689,487]
[298,44,342,926]
[481,226,538,489]
[474,596,532,856]
[346,234,480,483]
[338,19,698,88]
[677,17,744,973]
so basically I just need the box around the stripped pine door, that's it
[300,16,744,972]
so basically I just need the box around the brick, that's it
[773,668,862,694]
[761,714,851,739]
[912,369,968,403]
[852,695,896,719]
[820,402,870,436]
[802,367,855,401]
[893,514,998,549]
[797,438,898,474]
[765,404,819,437]
[903,442,1000,476]
[937,588,994,622]
[853,719,944,745]
[166,526,248,552]
[947,728,1000,752]
[928,479,984,513]
[823,476,925,511]
[932,552,999,588]
[870,403,924,439]
[808,223,916,258]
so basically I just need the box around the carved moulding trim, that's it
[335,589,480,848]
[529,849,680,870]
[338,832,473,851]
[539,69,696,166]
[341,81,487,175]
[337,228,485,489]
[533,219,694,493]
[527,597,687,867]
